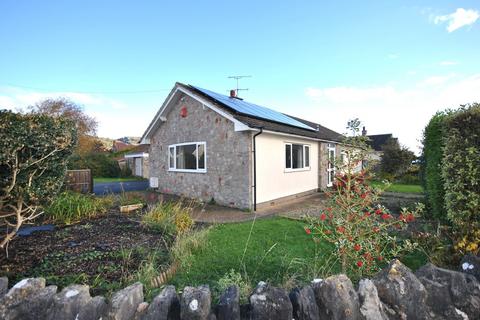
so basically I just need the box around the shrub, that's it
[0,110,76,247]
[380,138,416,178]
[421,111,449,220]
[69,152,121,178]
[142,201,194,236]
[44,191,114,224]
[441,103,480,256]
[307,120,419,279]
[396,164,420,184]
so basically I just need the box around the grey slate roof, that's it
[367,134,396,151]
[186,84,344,143]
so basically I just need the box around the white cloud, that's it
[417,74,455,87]
[440,60,459,66]
[0,86,152,138]
[304,74,480,154]
[434,8,479,32]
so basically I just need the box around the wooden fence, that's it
[65,169,93,193]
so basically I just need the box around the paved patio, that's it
[191,192,328,223]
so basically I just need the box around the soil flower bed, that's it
[0,209,171,297]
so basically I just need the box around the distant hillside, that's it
[97,136,141,151]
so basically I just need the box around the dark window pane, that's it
[176,144,197,169]
[292,144,303,169]
[305,146,310,167]
[285,144,291,168]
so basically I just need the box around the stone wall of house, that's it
[149,92,252,209]
[1,258,479,320]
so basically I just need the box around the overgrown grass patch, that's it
[44,191,114,224]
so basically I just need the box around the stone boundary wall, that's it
[1,257,479,320]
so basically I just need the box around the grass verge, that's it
[372,181,423,194]
[94,176,147,183]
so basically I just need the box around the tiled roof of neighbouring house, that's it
[184,84,344,143]
[125,144,149,156]
[367,134,396,151]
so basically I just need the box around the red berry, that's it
[305,228,312,235]
[354,244,361,251]
[357,261,363,267]
[406,213,415,222]
[381,213,390,220]
[337,226,345,233]
[375,209,382,215]
[320,213,327,221]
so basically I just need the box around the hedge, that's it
[421,111,448,220]
[441,103,480,232]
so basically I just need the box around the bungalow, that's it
[140,82,344,210]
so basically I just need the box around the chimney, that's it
[230,89,236,98]
[362,126,367,136]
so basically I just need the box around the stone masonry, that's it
[1,259,479,320]
[149,92,253,209]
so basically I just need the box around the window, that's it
[168,142,206,172]
[327,143,336,187]
[285,143,310,171]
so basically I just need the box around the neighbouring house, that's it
[140,82,344,210]
[112,140,135,153]
[124,144,150,178]
[362,127,397,162]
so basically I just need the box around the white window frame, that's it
[285,143,311,172]
[168,141,207,173]
[327,143,336,187]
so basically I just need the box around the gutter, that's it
[252,127,263,211]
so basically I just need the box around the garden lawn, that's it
[372,181,423,194]
[94,176,146,183]
[170,217,427,295]
[170,217,325,293]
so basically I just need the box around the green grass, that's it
[371,181,423,194]
[169,217,428,296]
[94,176,147,183]
[170,217,334,292]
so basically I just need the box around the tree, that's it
[380,138,416,178]
[29,98,100,156]
[0,110,76,248]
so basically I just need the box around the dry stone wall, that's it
[1,258,479,320]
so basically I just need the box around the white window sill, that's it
[168,169,207,173]
[284,167,311,173]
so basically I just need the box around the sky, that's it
[1,1,479,154]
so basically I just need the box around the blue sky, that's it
[1,1,479,153]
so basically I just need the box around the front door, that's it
[327,144,336,187]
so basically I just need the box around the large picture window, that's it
[168,142,206,173]
[285,143,310,171]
